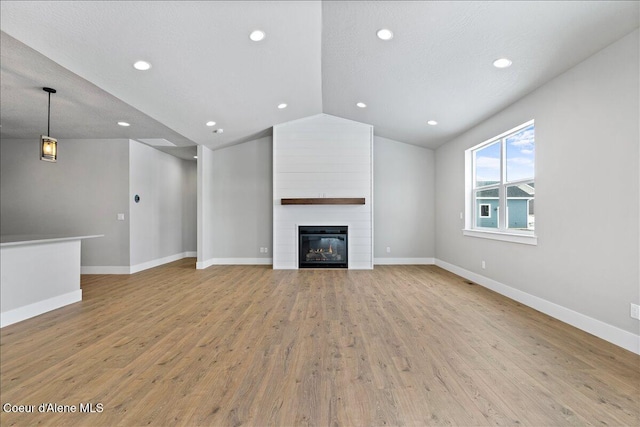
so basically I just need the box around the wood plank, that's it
[1,261,638,426]
[281,197,365,205]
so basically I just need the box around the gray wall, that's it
[198,137,272,263]
[182,159,197,253]
[0,138,130,266]
[435,30,639,334]
[198,133,436,264]
[374,135,435,260]
[197,145,215,264]
[129,140,196,266]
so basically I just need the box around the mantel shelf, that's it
[281,198,365,206]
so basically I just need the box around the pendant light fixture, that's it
[40,87,57,162]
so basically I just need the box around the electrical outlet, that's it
[117,213,125,221]
[481,260,486,269]
[386,247,391,253]
[264,247,268,253]
[459,212,463,220]
[259,247,265,253]
[630,303,640,320]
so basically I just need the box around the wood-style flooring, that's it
[1,260,638,426]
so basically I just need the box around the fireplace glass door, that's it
[299,226,348,268]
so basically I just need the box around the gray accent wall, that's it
[435,30,639,335]
[0,138,130,266]
[374,136,435,260]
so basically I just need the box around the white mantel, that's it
[272,114,373,269]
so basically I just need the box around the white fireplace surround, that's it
[273,114,374,269]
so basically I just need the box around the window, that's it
[464,120,536,245]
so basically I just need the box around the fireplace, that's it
[299,226,348,268]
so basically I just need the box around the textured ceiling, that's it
[0,33,197,159]
[1,1,638,155]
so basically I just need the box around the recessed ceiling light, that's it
[376,29,393,41]
[133,60,152,71]
[277,103,287,109]
[206,121,216,127]
[193,156,198,159]
[356,102,367,108]
[117,121,130,127]
[493,58,512,69]
[249,30,265,42]
[427,120,438,126]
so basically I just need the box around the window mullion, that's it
[505,177,534,187]
[499,137,507,230]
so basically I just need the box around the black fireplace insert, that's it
[299,226,348,269]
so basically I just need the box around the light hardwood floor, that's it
[1,260,638,426]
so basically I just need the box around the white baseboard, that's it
[130,252,192,274]
[1,290,82,328]
[82,251,197,275]
[197,257,273,269]
[435,258,640,355]
[374,257,435,265]
[81,266,131,274]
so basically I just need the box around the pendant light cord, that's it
[43,87,56,136]
[47,90,51,136]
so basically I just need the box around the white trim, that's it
[82,251,197,275]
[130,252,190,274]
[470,119,535,151]
[467,120,535,235]
[274,113,373,129]
[197,258,273,269]
[347,264,375,270]
[0,234,103,247]
[81,266,131,275]
[1,290,82,328]
[374,257,435,265]
[435,258,640,355]
[463,229,537,245]
[272,263,297,270]
[132,252,192,273]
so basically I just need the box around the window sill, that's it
[463,229,537,245]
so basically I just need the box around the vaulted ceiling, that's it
[1,1,638,159]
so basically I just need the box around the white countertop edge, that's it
[0,234,104,247]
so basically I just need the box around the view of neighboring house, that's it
[476,183,535,230]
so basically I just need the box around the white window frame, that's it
[464,120,537,245]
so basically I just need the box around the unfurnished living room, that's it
[1,1,638,426]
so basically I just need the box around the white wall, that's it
[374,136,435,264]
[197,137,273,268]
[0,138,130,266]
[273,114,373,269]
[435,30,639,352]
[129,140,196,271]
